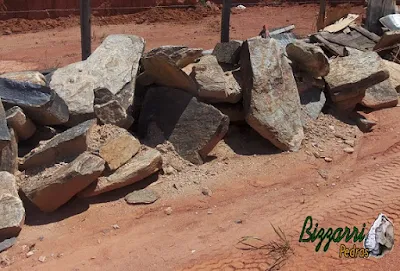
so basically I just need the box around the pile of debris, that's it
[1,7,400,252]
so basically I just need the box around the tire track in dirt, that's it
[182,145,400,270]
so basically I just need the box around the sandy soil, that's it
[2,4,400,271]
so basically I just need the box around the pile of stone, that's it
[0,27,399,251]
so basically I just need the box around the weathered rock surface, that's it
[383,60,400,92]
[0,78,69,125]
[0,99,10,150]
[6,106,36,141]
[138,87,230,164]
[146,46,203,68]
[299,87,326,123]
[324,51,390,112]
[21,119,96,170]
[50,35,145,125]
[362,79,398,109]
[0,128,18,174]
[286,40,330,78]
[0,172,25,242]
[240,37,304,151]
[141,54,198,95]
[21,152,105,212]
[99,133,141,171]
[79,148,162,197]
[191,55,242,103]
[0,71,46,86]
[212,40,243,64]
[94,100,134,129]
[125,188,160,204]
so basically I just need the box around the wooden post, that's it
[316,0,326,31]
[80,0,91,60]
[221,0,231,42]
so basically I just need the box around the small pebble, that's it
[26,251,34,258]
[112,224,120,230]
[344,147,354,154]
[324,157,333,162]
[234,219,243,224]
[344,139,355,147]
[201,187,212,197]
[165,207,173,215]
[38,256,46,263]
[207,210,213,215]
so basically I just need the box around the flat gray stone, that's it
[212,40,243,65]
[22,152,105,212]
[138,87,230,164]
[299,87,326,123]
[79,148,162,197]
[0,172,25,242]
[0,78,69,125]
[21,119,97,170]
[125,188,160,205]
[191,55,242,104]
[241,37,304,151]
[141,54,198,95]
[0,128,18,174]
[0,237,16,253]
[0,99,10,150]
[50,35,145,126]
[6,106,36,141]
[286,40,330,78]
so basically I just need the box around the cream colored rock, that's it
[0,71,46,86]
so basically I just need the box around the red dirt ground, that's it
[2,4,400,271]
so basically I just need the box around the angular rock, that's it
[138,87,230,164]
[21,119,96,170]
[0,237,16,253]
[0,99,10,150]
[125,188,159,205]
[212,40,243,65]
[146,46,203,68]
[362,80,398,109]
[324,51,390,112]
[0,78,69,125]
[0,71,46,86]
[286,40,330,78]
[94,100,134,129]
[299,87,326,123]
[50,35,145,126]
[0,128,18,174]
[240,37,304,151]
[99,133,141,171]
[141,54,198,95]
[0,172,25,242]
[6,106,36,141]
[79,148,162,197]
[383,60,400,92]
[191,55,242,103]
[21,152,105,212]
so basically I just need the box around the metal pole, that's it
[80,0,91,60]
[221,0,231,43]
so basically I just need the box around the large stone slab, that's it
[138,87,230,164]
[324,51,390,112]
[0,78,69,125]
[191,55,242,104]
[21,119,96,170]
[50,35,145,125]
[145,46,203,68]
[240,37,304,151]
[212,40,243,65]
[141,54,198,95]
[286,40,330,78]
[0,172,25,242]
[0,71,46,86]
[6,106,36,141]
[0,128,18,174]
[21,152,105,212]
[0,99,10,150]
[79,148,162,197]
